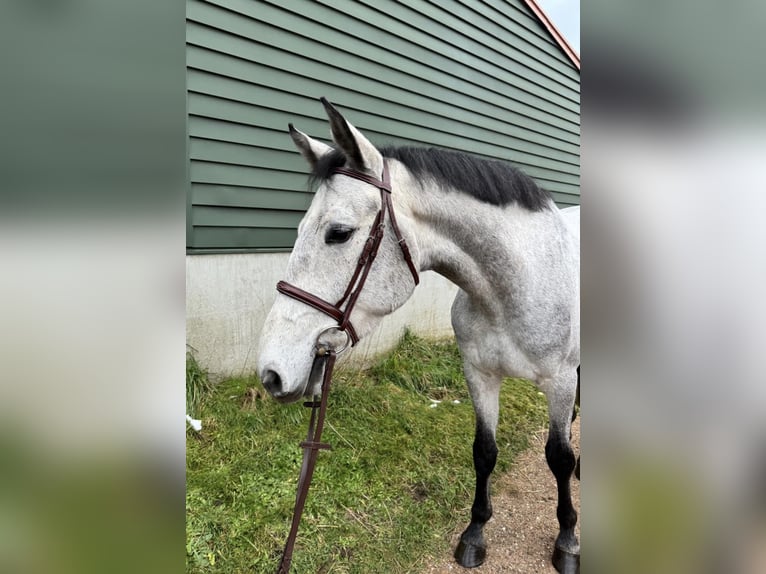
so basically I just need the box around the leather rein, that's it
[274,159,419,573]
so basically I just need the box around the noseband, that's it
[276,159,420,347]
[273,159,419,574]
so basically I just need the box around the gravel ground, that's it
[424,419,580,573]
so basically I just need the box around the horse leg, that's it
[571,365,580,423]
[545,368,580,574]
[574,366,580,480]
[454,364,501,568]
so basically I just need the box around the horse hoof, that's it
[454,539,486,568]
[552,546,580,574]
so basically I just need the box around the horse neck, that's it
[400,175,556,307]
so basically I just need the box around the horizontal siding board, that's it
[189,136,304,172]
[548,191,580,205]
[190,161,308,190]
[542,187,578,199]
[192,205,305,228]
[191,184,313,210]
[189,1,579,124]
[542,180,579,194]
[188,117,323,155]
[192,226,298,249]
[187,0,579,251]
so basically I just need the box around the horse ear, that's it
[320,97,383,175]
[288,123,333,169]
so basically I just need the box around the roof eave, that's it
[521,0,580,71]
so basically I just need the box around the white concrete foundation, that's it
[186,253,458,379]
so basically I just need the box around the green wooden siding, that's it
[187,0,580,252]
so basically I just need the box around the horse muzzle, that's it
[260,354,326,403]
[261,369,299,403]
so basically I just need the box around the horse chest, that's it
[484,333,540,380]
[453,312,538,381]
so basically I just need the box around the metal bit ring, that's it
[315,326,351,356]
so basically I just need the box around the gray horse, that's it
[258,99,580,572]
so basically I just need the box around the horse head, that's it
[257,98,420,403]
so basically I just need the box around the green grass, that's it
[186,331,548,573]
[186,347,213,416]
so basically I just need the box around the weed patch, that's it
[186,347,213,416]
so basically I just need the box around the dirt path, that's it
[424,419,580,573]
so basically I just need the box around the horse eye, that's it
[325,226,355,244]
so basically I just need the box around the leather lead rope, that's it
[276,349,336,574]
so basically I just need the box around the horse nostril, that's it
[261,369,282,395]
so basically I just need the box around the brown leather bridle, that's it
[276,159,419,346]
[274,159,419,573]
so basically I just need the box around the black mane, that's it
[310,146,551,212]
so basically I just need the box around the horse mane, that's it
[310,146,552,212]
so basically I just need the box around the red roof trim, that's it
[521,0,580,71]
